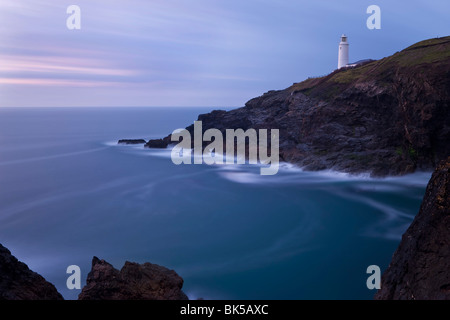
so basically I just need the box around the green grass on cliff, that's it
[331,36,450,83]
[289,36,450,98]
[404,36,450,50]
[388,36,450,67]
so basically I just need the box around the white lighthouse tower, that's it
[337,34,349,69]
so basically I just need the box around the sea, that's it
[0,107,431,300]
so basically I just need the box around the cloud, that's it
[0,55,138,77]
[1,0,449,107]
[0,78,124,87]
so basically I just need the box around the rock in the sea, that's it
[78,257,188,300]
[118,139,147,145]
[144,138,169,149]
[375,156,450,300]
[0,243,63,300]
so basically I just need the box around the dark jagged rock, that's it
[78,257,188,300]
[0,243,63,300]
[146,36,450,177]
[118,139,147,145]
[0,244,188,300]
[375,157,450,300]
[144,138,170,149]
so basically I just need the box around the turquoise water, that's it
[0,107,430,300]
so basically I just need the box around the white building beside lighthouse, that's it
[337,34,349,69]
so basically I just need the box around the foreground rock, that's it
[78,257,188,300]
[0,243,63,300]
[375,157,450,300]
[118,139,147,145]
[0,244,188,300]
[143,36,450,177]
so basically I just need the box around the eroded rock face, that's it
[144,37,450,177]
[375,157,450,300]
[78,257,188,300]
[0,244,63,300]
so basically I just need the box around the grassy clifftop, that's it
[290,36,450,99]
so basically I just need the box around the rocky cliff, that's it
[375,157,450,300]
[0,245,188,300]
[78,257,188,300]
[0,243,63,300]
[143,36,450,177]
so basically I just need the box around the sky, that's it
[0,0,449,107]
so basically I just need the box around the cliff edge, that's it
[0,243,63,300]
[142,36,450,177]
[375,156,450,299]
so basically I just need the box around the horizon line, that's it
[0,105,240,109]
